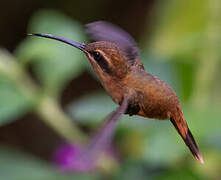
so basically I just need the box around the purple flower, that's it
[52,143,94,172]
[52,142,119,173]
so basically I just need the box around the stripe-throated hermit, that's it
[30,21,204,164]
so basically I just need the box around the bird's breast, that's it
[100,76,126,104]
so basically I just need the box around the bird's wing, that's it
[87,94,129,156]
[75,94,129,171]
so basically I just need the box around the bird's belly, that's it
[138,104,169,120]
[137,90,177,120]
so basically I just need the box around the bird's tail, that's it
[170,110,204,164]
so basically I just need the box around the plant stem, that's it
[36,95,87,143]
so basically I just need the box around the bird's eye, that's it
[91,51,102,61]
[90,50,112,73]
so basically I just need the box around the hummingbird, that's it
[29,21,204,164]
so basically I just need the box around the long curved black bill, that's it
[28,33,85,51]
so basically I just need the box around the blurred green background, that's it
[0,0,221,179]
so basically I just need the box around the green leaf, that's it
[150,0,207,57]
[174,60,196,101]
[183,106,221,138]
[154,167,204,180]
[112,160,152,180]
[15,9,87,95]
[0,145,98,180]
[0,76,34,126]
[67,92,116,124]
[142,120,185,165]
